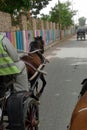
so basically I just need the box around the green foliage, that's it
[0,0,51,16]
[40,14,50,21]
[40,0,77,29]
[30,0,51,16]
[0,0,24,14]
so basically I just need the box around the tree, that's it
[40,14,50,21]
[40,0,77,29]
[0,0,51,16]
[78,17,86,26]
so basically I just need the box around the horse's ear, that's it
[39,36,42,40]
[34,37,36,39]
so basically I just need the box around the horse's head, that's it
[34,36,44,53]
[29,36,44,53]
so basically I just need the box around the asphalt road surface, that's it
[39,35,87,130]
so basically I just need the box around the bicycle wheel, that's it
[24,99,39,130]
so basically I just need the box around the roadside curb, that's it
[44,35,74,51]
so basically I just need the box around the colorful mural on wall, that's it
[1,29,75,52]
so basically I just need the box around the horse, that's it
[21,36,49,99]
[68,79,87,130]
[29,36,44,54]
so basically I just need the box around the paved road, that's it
[39,35,87,130]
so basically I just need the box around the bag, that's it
[6,91,32,130]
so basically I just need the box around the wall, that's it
[0,12,11,32]
[1,29,74,53]
[0,11,59,31]
[0,11,75,52]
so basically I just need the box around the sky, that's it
[40,0,87,24]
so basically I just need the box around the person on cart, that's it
[77,28,86,40]
[0,33,29,92]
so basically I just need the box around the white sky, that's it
[40,0,87,24]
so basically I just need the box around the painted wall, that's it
[1,28,75,52]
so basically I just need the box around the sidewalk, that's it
[44,35,75,51]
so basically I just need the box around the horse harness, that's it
[22,59,46,81]
[78,107,87,113]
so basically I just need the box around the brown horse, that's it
[68,79,87,130]
[21,36,48,99]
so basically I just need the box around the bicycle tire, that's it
[24,99,39,130]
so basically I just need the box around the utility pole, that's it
[58,0,60,29]
[58,0,61,39]
[71,0,75,25]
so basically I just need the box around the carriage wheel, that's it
[0,124,4,130]
[24,100,39,130]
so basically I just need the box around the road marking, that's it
[65,79,72,82]
[70,61,87,65]
[71,92,78,96]
[55,93,60,97]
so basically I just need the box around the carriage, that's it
[0,36,48,130]
[77,28,86,40]
[0,76,39,130]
